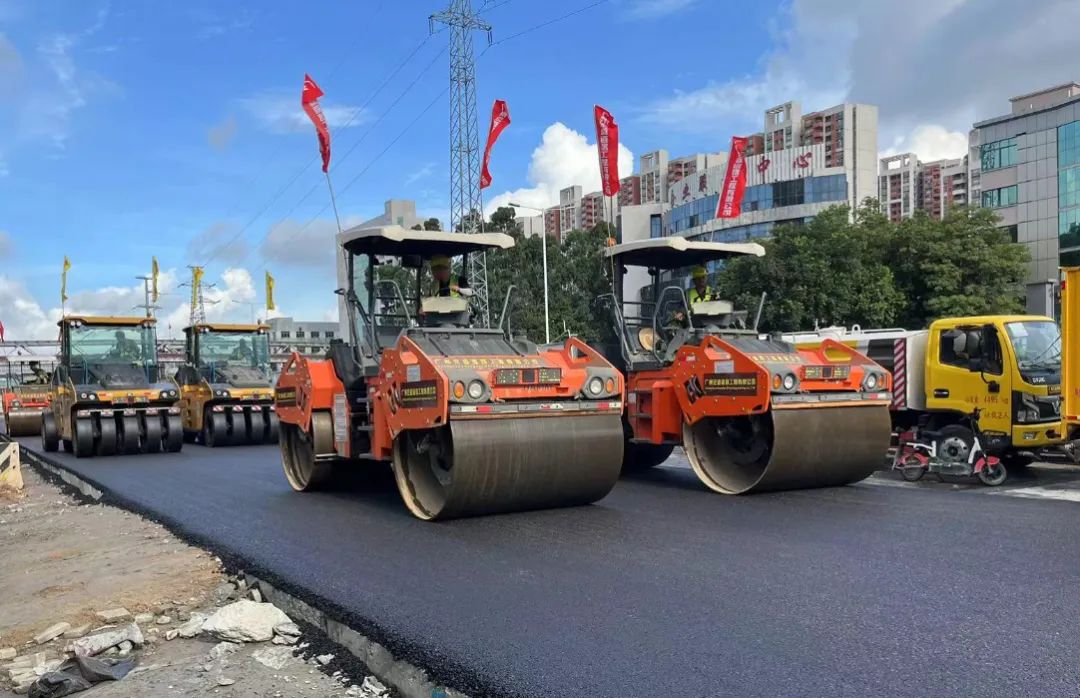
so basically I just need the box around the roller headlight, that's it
[79,392,88,399]
[864,373,879,391]
[782,374,796,391]
[216,389,231,398]
[10,400,20,408]
[453,382,465,399]
[587,376,605,396]
[467,380,485,400]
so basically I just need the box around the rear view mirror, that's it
[968,356,984,373]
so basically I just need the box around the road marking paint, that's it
[986,486,1080,503]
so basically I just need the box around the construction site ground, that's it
[0,465,384,698]
[10,436,1080,697]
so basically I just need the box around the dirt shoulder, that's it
[0,466,386,697]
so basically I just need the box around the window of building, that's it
[280,331,290,339]
[1004,225,1018,243]
[979,137,1017,171]
[1061,166,1080,209]
[649,214,663,239]
[1060,209,1080,249]
[325,331,335,339]
[981,185,1017,208]
[310,331,320,339]
[1059,121,1080,168]
[296,330,306,338]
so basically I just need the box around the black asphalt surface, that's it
[16,437,1080,698]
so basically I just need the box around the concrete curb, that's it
[15,440,466,698]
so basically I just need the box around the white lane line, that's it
[986,486,1080,503]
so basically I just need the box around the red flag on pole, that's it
[594,105,621,197]
[301,74,332,173]
[716,136,749,219]
[480,100,511,190]
[0,320,5,342]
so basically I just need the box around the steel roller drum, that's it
[683,405,892,495]
[5,411,44,437]
[393,415,624,520]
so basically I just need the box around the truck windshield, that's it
[1005,321,1060,370]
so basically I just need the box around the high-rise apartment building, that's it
[878,153,968,222]
[639,150,669,205]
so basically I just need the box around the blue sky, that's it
[2,0,1078,337]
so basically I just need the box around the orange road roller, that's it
[274,225,625,520]
[600,237,893,494]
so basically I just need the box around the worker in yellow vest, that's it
[672,266,714,326]
[429,256,473,298]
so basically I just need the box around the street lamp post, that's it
[509,203,550,344]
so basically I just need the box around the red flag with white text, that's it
[0,320,5,342]
[594,105,621,197]
[301,74,332,173]
[716,136,748,219]
[480,99,511,190]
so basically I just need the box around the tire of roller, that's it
[142,414,163,453]
[683,405,892,495]
[40,412,60,452]
[96,416,118,457]
[265,412,280,444]
[164,414,183,452]
[392,415,624,521]
[119,416,140,455]
[205,412,225,448]
[73,418,94,458]
[247,409,266,446]
[227,410,248,446]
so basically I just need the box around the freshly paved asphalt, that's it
[16,437,1080,698]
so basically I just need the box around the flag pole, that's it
[325,172,343,235]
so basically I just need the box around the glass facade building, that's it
[1060,121,1080,261]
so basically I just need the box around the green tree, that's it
[714,206,905,332]
[423,217,442,231]
[884,205,1029,327]
[488,206,519,234]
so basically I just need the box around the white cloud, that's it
[624,0,696,20]
[240,92,367,135]
[186,222,250,265]
[485,122,635,214]
[162,267,263,333]
[637,0,1080,161]
[0,277,56,339]
[260,215,364,268]
[207,115,237,150]
[882,124,968,163]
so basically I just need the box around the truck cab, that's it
[925,315,1061,450]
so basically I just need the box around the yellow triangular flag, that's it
[265,272,276,312]
[61,256,71,303]
[151,257,160,303]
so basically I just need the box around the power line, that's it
[482,0,609,52]
[200,32,442,269]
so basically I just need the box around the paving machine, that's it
[176,323,279,446]
[785,317,1063,466]
[601,237,893,494]
[274,224,625,520]
[41,316,183,457]
[1,358,53,437]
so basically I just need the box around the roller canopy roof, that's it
[338,224,515,258]
[604,237,765,268]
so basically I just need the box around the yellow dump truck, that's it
[786,315,1063,466]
